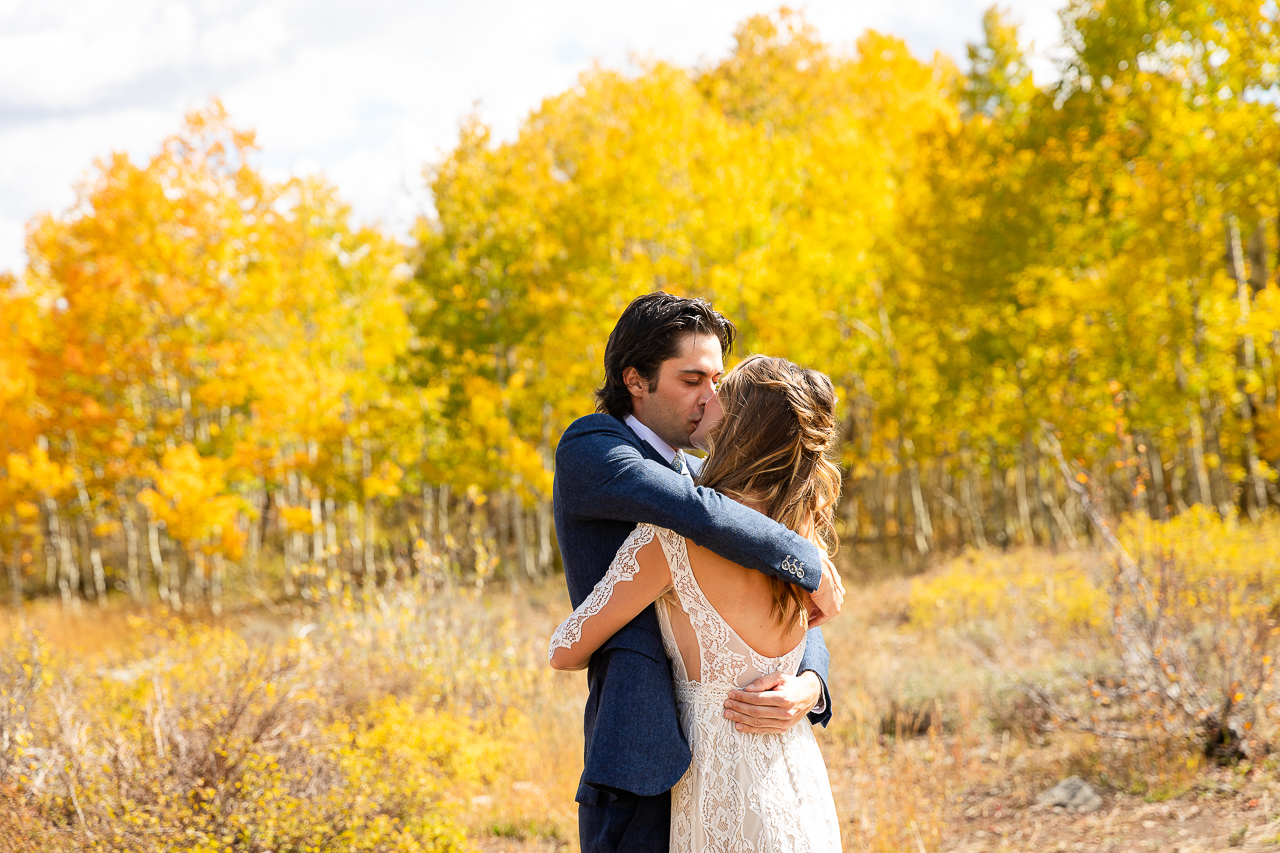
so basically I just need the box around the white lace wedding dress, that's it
[553,523,842,853]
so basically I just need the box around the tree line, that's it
[1,1,1278,608]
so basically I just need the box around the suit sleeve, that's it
[556,417,826,592]
[798,626,832,727]
[558,416,835,723]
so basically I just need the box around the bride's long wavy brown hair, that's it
[696,355,842,630]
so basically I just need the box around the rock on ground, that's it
[1036,776,1104,813]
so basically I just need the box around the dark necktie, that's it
[672,452,686,476]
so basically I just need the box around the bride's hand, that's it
[803,553,844,627]
[723,671,822,733]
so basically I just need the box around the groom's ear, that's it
[622,366,646,399]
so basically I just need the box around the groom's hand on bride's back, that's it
[804,553,845,628]
[723,671,823,733]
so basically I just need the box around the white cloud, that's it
[0,216,25,277]
[198,5,289,70]
[0,0,1069,276]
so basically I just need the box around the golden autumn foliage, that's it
[138,444,244,560]
[0,4,1275,613]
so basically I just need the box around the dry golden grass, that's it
[1,515,1277,851]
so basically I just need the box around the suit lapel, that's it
[621,419,670,468]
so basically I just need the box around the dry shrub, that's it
[1113,508,1280,756]
[908,507,1280,766]
[0,577,578,852]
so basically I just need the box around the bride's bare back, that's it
[660,537,806,680]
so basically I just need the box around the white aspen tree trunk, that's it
[196,404,210,444]
[186,548,203,610]
[871,467,887,544]
[283,469,297,596]
[73,514,105,607]
[961,442,987,548]
[905,444,931,556]
[841,487,861,545]
[885,465,900,550]
[362,439,375,585]
[1015,450,1033,546]
[537,498,553,575]
[73,516,93,604]
[991,457,1011,550]
[1168,442,1188,514]
[120,493,143,602]
[504,492,520,594]
[148,514,168,606]
[180,387,194,442]
[1145,436,1168,521]
[324,496,338,579]
[422,484,436,552]
[1169,288,1195,514]
[167,531,184,611]
[211,552,224,616]
[538,399,555,575]
[1227,215,1267,519]
[86,522,107,609]
[511,488,530,581]
[68,443,106,606]
[44,518,57,593]
[341,434,360,582]
[1206,397,1234,518]
[308,477,324,572]
[1248,221,1275,423]
[46,499,78,609]
[246,489,263,589]
[5,534,20,608]
[1189,404,1213,509]
[306,441,323,573]
[1191,276,1234,518]
[438,483,451,568]
[937,466,955,546]
[1031,446,1051,545]
[347,499,362,582]
[1042,486,1080,549]
[1188,280,1214,511]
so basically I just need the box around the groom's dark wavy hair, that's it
[595,291,736,419]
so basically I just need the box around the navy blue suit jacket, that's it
[554,413,833,804]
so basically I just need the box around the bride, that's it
[549,354,843,852]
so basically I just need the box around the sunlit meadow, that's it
[1,511,1276,851]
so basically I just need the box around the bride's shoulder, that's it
[651,525,698,557]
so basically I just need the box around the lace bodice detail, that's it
[649,525,805,689]
[647,526,840,853]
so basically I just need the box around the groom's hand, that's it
[723,671,822,733]
[804,553,845,627]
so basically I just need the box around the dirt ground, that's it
[470,761,1279,853]
[942,766,1278,852]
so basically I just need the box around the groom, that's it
[554,291,844,853]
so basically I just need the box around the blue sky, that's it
[0,0,1069,275]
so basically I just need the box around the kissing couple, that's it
[549,292,846,852]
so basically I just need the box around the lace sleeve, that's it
[549,524,657,663]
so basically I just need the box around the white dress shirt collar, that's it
[625,414,678,465]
